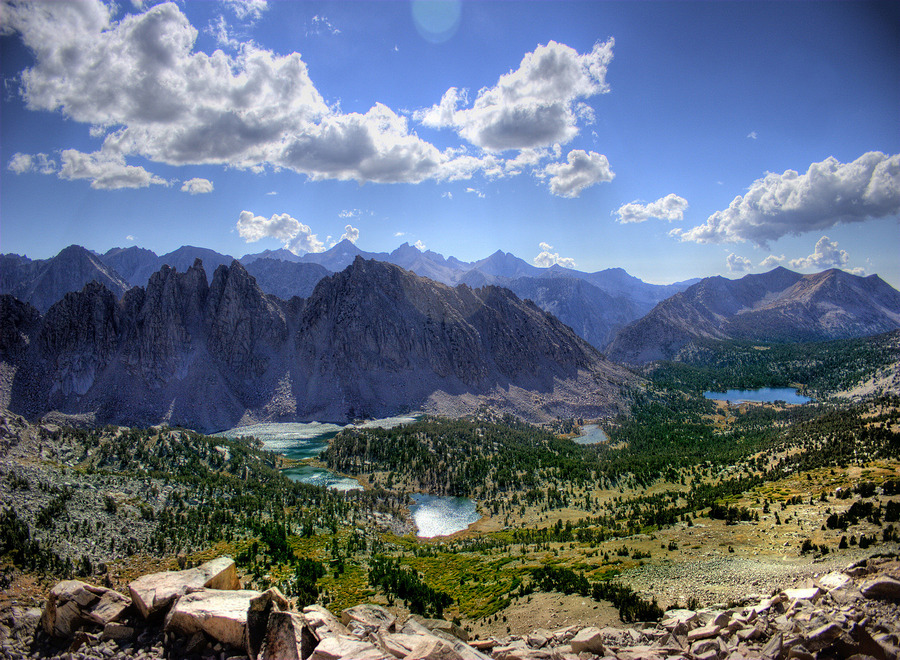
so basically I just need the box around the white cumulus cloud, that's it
[59,149,168,189]
[340,224,360,243]
[417,39,614,152]
[759,254,786,269]
[533,242,576,269]
[2,3,625,195]
[0,1,477,187]
[788,236,861,273]
[287,228,325,255]
[726,253,752,272]
[615,193,688,223]
[181,177,214,194]
[543,149,614,198]
[236,211,302,243]
[414,240,427,252]
[679,152,900,246]
[235,210,325,254]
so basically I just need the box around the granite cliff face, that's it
[1,258,636,431]
[606,267,900,364]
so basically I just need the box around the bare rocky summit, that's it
[0,257,636,431]
[2,553,899,660]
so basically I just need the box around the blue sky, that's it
[2,0,898,286]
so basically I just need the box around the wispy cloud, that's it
[306,15,340,36]
[7,152,57,175]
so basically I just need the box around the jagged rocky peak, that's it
[300,257,605,386]
[298,257,484,380]
[38,281,122,400]
[0,255,637,429]
[39,281,121,354]
[130,260,211,381]
[143,258,209,328]
[205,260,288,375]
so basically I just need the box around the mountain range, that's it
[2,240,899,386]
[0,257,637,431]
[1,241,696,350]
[606,267,900,364]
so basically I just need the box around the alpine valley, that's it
[2,241,900,660]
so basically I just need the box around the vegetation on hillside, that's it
[647,330,900,396]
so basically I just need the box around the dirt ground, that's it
[467,591,623,639]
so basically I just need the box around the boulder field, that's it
[1,555,899,660]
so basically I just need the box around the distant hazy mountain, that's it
[298,239,389,272]
[101,246,160,286]
[101,245,235,286]
[606,267,900,364]
[388,242,468,284]
[0,257,636,431]
[244,259,331,299]
[157,246,234,283]
[505,276,644,349]
[560,267,700,310]
[0,245,130,313]
[239,248,305,265]
[466,250,543,281]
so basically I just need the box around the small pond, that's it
[573,424,608,445]
[409,493,481,538]
[281,465,362,492]
[703,387,812,405]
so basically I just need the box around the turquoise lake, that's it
[217,416,482,536]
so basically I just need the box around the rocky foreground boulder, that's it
[1,554,899,660]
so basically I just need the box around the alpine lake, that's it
[216,416,657,537]
[702,387,813,405]
[216,416,482,538]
